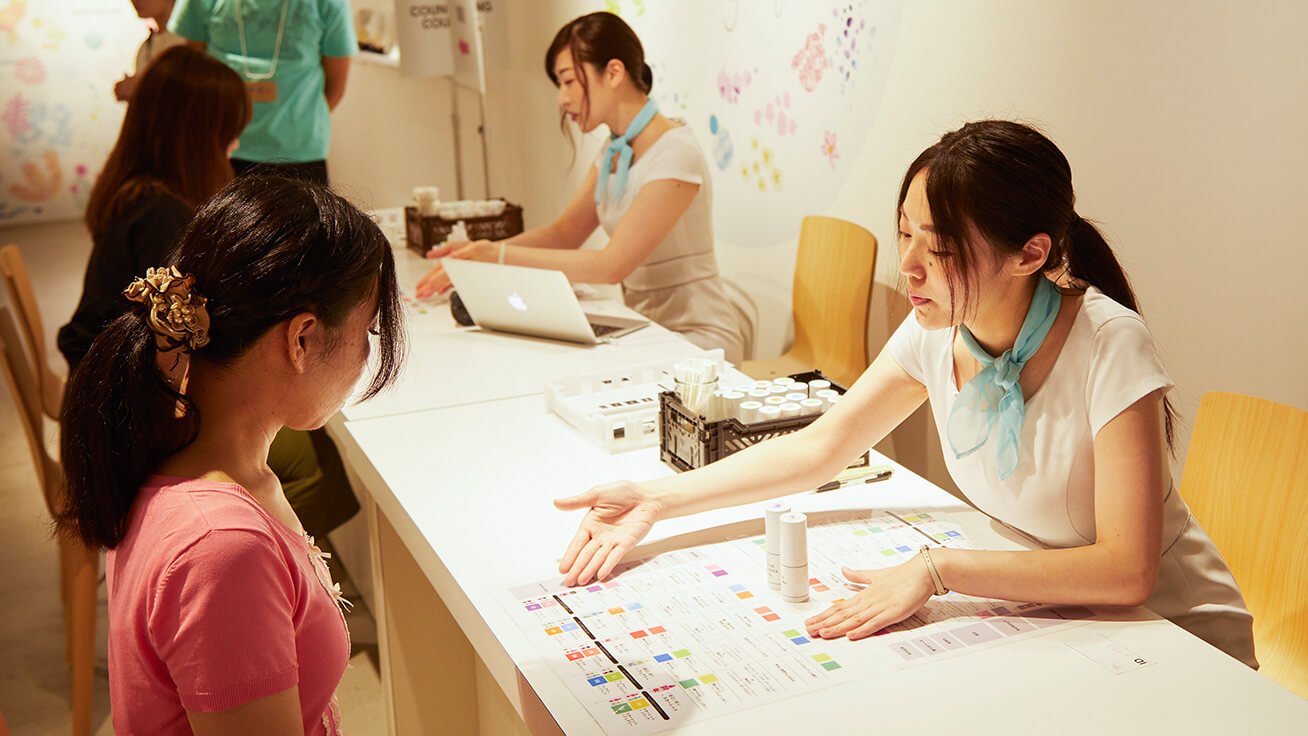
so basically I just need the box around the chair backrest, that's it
[1180,391,1308,697]
[790,216,877,388]
[0,306,61,516]
[0,244,64,418]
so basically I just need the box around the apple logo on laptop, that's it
[507,292,528,311]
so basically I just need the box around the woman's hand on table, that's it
[413,240,495,298]
[804,560,935,641]
[554,481,663,586]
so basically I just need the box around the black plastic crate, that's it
[404,202,525,255]
[659,370,869,472]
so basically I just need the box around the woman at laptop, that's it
[551,120,1257,668]
[414,12,745,363]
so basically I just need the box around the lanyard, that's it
[233,0,290,81]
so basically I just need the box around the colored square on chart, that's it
[812,653,832,663]
[729,583,747,592]
[588,676,607,687]
[934,533,948,541]
[790,637,810,645]
[946,530,961,537]
[881,549,897,557]
[583,648,600,656]
[631,630,648,639]
[653,653,673,663]
[763,613,781,622]
[902,515,919,522]
[737,591,754,599]
[910,636,945,655]
[626,602,643,610]
[890,641,925,661]
[673,649,691,658]
[712,570,730,577]
[831,598,846,605]
[853,530,869,536]
[811,584,829,592]
[706,564,722,571]
[648,626,666,635]
[917,513,932,519]
[561,623,578,632]
[679,679,699,689]
[782,629,800,638]
[586,585,603,592]
[869,527,883,533]
[821,661,842,671]
[566,651,584,661]
[991,606,1012,616]
[700,674,719,684]
[630,698,649,709]
[605,672,624,682]
[808,578,820,584]
[545,627,563,636]
[608,607,625,615]
[542,600,556,607]
[988,617,1036,636]
[611,703,632,714]
[526,603,541,611]
[604,581,620,588]
[948,623,1002,645]
[753,538,767,546]
[896,545,912,553]
[754,606,771,614]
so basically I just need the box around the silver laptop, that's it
[442,259,648,344]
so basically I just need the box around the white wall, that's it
[328,0,1308,490]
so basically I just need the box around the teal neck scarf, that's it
[595,99,659,206]
[946,276,1061,480]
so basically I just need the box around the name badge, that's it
[246,80,277,103]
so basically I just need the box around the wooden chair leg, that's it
[69,547,97,736]
[58,537,75,667]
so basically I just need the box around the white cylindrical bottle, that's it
[764,502,791,590]
[779,402,802,418]
[739,400,763,424]
[808,379,832,397]
[780,512,809,603]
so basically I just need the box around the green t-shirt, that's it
[170,0,356,163]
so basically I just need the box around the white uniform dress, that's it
[887,287,1257,667]
[595,124,744,364]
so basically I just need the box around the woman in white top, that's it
[553,120,1257,668]
[414,12,744,363]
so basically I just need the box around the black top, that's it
[57,191,192,371]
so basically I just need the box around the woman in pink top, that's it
[58,175,405,734]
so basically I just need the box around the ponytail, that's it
[640,62,654,93]
[1061,216,1178,451]
[57,174,406,550]
[58,312,198,549]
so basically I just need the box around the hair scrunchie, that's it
[123,266,211,353]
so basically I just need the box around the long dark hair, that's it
[85,45,250,234]
[898,119,1176,448]
[59,176,406,549]
[545,11,653,152]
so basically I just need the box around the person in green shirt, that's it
[170,0,356,185]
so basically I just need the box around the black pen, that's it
[814,467,893,493]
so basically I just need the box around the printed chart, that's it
[505,510,1095,734]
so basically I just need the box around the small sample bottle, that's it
[780,511,809,603]
[764,502,792,590]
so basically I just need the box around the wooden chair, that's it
[741,216,877,389]
[0,306,96,736]
[1,244,65,418]
[1179,391,1308,698]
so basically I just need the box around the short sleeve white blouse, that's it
[594,124,744,363]
[886,287,1256,667]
